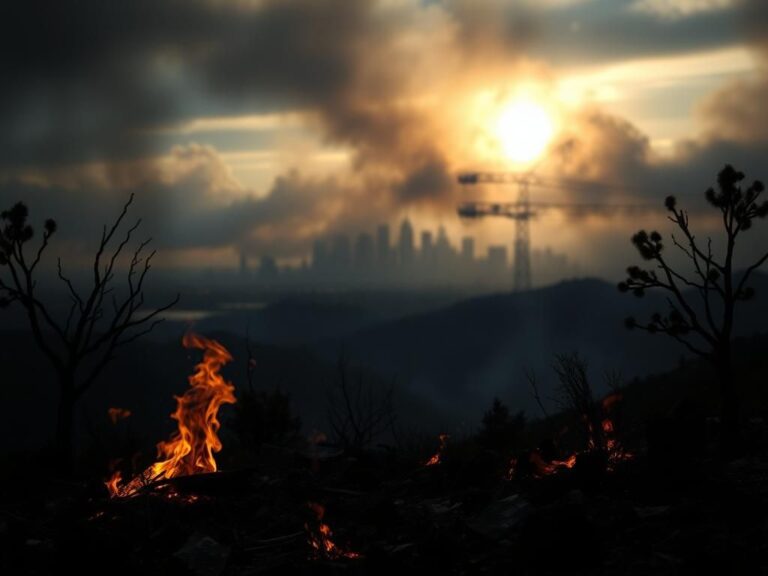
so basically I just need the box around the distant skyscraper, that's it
[354,232,375,272]
[399,218,414,268]
[421,230,434,264]
[487,245,508,276]
[376,224,391,266]
[312,238,328,272]
[435,225,452,264]
[461,237,475,262]
[330,234,351,271]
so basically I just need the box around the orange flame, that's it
[425,433,449,466]
[106,333,236,498]
[529,451,578,478]
[507,393,633,481]
[108,407,132,425]
[305,502,361,560]
[600,394,634,469]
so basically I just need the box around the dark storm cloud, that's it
[0,0,748,168]
[696,0,768,143]
[0,144,362,259]
[0,0,377,166]
[395,157,455,202]
[0,0,460,203]
[1,0,766,268]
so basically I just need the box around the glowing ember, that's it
[108,407,131,425]
[600,393,634,469]
[106,333,237,498]
[529,451,577,478]
[425,433,449,466]
[305,502,361,560]
[508,392,634,481]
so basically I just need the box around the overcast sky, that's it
[1,0,766,278]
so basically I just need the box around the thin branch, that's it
[736,250,768,296]
[525,368,549,419]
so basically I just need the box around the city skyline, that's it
[240,218,578,289]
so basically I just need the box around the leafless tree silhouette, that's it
[619,164,768,453]
[0,194,179,470]
[552,353,605,451]
[327,354,395,455]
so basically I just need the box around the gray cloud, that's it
[1,0,766,272]
[526,0,744,67]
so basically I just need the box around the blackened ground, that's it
[2,440,768,575]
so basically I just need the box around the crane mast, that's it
[457,172,535,292]
[457,171,658,292]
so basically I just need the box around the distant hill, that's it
[322,274,768,424]
[2,273,766,449]
[188,290,468,346]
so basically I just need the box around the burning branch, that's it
[106,333,236,498]
[425,433,449,466]
[305,502,361,560]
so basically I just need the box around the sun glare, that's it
[496,99,554,164]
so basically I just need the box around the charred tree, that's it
[552,353,605,452]
[327,354,395,455]
[0,195,178,471]
[618,164,768,454]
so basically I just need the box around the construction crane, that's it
[457,171,656,292]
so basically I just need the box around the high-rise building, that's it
[376,224,391,267]
[435,225,452,265]
[330,234,351,271]
[461,237,475,263]
[421,230,434,264]
[354,232,375,272]
[487,245,508,276]
[398,218,415,268]
[312,238,328,272]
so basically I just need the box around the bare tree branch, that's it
[0,194,178,467]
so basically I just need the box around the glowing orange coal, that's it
[108,407,132,425]
[530,451,577,478]
[507,392,634,481]
[425,433,449,466]
[106,333,236,498]
[305,502,361,560]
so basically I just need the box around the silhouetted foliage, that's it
[0,194,179,470]
[477,397,526,453]
[618,164,768,453]
[230,331,301,449]
[327,354,395,455]
[232,389,301,450]
[552,353,605,451]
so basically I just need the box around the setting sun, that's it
[496,99,555,164]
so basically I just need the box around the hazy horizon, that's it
[2,0,768,283]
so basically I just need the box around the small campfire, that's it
[106,333,237,498]
[425,433,449,466]
[305,502,362,560]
